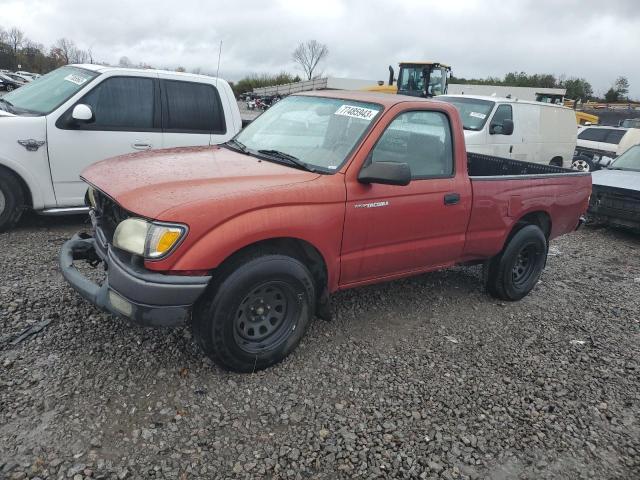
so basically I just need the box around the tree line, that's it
[0,25,96,73]
[452,71,633,102]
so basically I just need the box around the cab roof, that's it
[294,89,439,108]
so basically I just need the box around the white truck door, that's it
[46,74,162,207]
[487,103,514,159]
[159,76,231,148]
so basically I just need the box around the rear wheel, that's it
[571,155,594,172]
[193,253,315,372]
[0,169,25,233]
[484,225,547,301]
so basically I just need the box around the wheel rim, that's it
[571,159,590,172]
[233,281,299,353]
[511,243,540,288]
[7,85,13,91]
[0,188,5,216]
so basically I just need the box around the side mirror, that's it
[71,104,94,122]
[358,161,411,186]
[490,118,514,135]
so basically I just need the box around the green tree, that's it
[604,88,619,103]
[560,77,593,100]
[614,76,629,100]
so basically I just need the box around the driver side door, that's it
[340,108,472,286]
[46,74,162,207]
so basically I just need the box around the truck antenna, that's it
[215,40,223,86]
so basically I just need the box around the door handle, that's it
[444,193,460,205]
[509,145,513,153]
[132,142,152,150]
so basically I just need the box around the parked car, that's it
[438,95,576,167]
[619,118,640,129]
[15,70,38,80]
[0,73,22,91]
[588,144,640,231]
[59,91,591,372]
[4,73,29,85]
[572,125,640,172]
[0,64,242,231]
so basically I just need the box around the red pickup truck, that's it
[60,91,591,372]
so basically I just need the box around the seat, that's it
[405,133,447,176]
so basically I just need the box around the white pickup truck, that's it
[0,64,242,231]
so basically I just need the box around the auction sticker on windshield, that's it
[335,105,379,121]
[64,74,89,86]
[469,112,487,119]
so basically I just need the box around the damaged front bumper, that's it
[59,233,211,327]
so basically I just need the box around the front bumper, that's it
[59,234,211,327]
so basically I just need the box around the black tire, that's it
[0,168,25,233]
[484,225,547,301]
[193,252,315,372]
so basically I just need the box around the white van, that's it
[438,95,576,167]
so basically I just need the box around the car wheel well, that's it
[214,237,328,299]
[0,164,33,208]
[549,156,563,167]
[507,211,551,245]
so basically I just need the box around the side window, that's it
[81,77,154,130]
[163,80,225,133]
[370,111,453,178]
[490,104,513,134]
[604,129,626,145]
[578,128,606,142]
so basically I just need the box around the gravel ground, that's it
[1,214,639,480]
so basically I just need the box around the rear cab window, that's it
[162,80,226,134]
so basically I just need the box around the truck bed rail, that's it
[467,152,584,178]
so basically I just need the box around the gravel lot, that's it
[1,215,639,480]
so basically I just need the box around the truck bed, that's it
[462,152,592,261]
[467,152,577,178]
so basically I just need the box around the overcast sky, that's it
[2,0,639,97]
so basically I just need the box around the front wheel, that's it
[6,85,14,92]
[193,253,315,372]
[484,225,547,301]
[0,168,25,233]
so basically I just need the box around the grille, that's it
[591,185,640,219]
[93,189,130,242]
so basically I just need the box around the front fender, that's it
[0,116,54,209]
[156,202,346,292]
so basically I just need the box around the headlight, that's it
[112,218,186,259]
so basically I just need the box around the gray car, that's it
[588,145,640,231]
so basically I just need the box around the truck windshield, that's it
[234,96,382,172]
[438,96,495,131]
[610,145,640,172]
[1,66,99,115]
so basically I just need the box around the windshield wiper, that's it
[224,138,248,153]
[0,98,15,113]
[257,149,318,173]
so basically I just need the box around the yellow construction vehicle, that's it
[364,62,451,98]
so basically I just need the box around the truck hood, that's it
[592,169,640,191]
[82,145,321,219]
